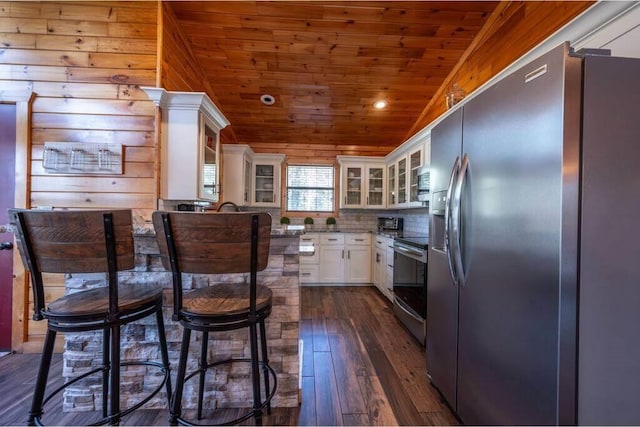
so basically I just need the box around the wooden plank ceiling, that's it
[168,1,588,157]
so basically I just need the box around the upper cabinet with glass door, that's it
[142,88,229,203]
[337,157,386,209]
[408,147,423,206]
[252,154,285,207]
[201,121,219,200]
[386,127,428,208]
[366,165,385,208]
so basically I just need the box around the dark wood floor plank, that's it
[375,317,447,413]
[327,332,368,415]
[311,316,330,352]
[355,374,398,425]
[342,413,372,425]
[321,287,338,318]
[339,318,375,377]
[356,313,426,426]
[313,351,343,426]
[298,377,316,426]
[420,410,461,426]
[300,318,315,377]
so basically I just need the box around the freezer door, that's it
[426,109,463,409]
[430,108,463,193]
[456,44,579,425]
[578,55,640,425]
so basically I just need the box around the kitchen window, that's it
[286,165,334,212]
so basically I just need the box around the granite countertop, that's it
[302,228,373,234]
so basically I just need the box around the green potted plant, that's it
[279,216,290,225]
[303,217,314,230]
[326,216,336,231]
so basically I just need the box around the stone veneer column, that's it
[62,232,300,412]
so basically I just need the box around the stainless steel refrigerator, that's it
[427,42,640,425]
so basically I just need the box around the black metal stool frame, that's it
[156,212,277,426]
[11,210,172,426]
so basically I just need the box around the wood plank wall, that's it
[0,1,159,351]
[407,1,593,136]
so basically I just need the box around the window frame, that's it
[283,162,338,218]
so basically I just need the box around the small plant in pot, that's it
[326,216,337,231]
[303,217,314,230]
[279,217,290,233]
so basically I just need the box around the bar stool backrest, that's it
[9,209,135,320]
[152,211,271,274]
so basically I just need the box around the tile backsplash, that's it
[247,206,429,237]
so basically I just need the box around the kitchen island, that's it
[62,226,301,413]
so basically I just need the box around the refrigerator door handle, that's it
[452,153,469,285]
[444,156,460,285]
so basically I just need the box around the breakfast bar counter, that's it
[62,227,301,413]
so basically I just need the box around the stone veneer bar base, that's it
[62,233,300,412]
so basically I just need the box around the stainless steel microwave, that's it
[417,166,431,202]
[377,217,403,232]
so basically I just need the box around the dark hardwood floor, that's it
[0,287,457,426]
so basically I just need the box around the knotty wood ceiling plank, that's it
[167,1,592,152]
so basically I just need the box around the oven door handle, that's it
[394,296,424,323]
[444,156,460,286]
[394,244,424,260]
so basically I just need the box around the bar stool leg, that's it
[28,328,57,426]
[102,328,111,419]
[155,309,172,400]
[170,328,191,426]
[259,320,271,414]
[109,324,121,426]
[197,331,209,420]
[249,322,263,426]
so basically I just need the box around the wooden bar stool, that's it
[152,211,277,426]
[9,209,172,426]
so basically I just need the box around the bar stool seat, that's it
[10,209,172,426]
[182,283,272,318]
[46,283,161,320]
[153,211,277,426]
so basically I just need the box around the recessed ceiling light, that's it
[260,94,276,105]
[373,100,387,109]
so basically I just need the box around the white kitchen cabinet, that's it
[387,163,396,206]
[142,88,229,203]
[373,235,394,301]
[317,233,345,283]
[373,235,386,296]
[366,165,385,208]
[302,232,372,285]
[383,237,395,301]
[222,148,285,207]
[386,127,428,209]
[300,233,320,284]
[408,147,423,205]
[386,156,407,208]
[221,144,252,206]
[337,157,386,209]
[345,233,371,283]
[252,155,285,207]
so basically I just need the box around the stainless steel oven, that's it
[393,236,428,345]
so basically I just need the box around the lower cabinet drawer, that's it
[300,265,319,283]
